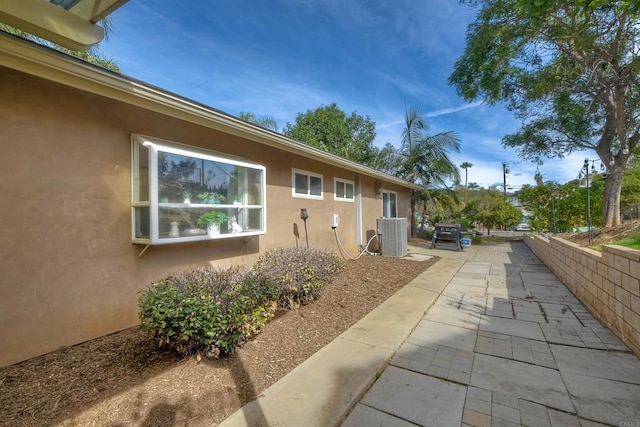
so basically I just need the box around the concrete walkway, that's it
[221,241,640,427]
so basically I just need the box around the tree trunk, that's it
[410,191,416,238]
[464,170,468,205]
[594,121,629,228]
[420,202,428,232]
[603,166,624,227]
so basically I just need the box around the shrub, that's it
[138,266,278,357]
[253,247,345,309]
[420,229,434,241]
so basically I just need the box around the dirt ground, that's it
[557,219,640,247]
[0,253,439,427]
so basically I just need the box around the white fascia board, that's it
[0,33,422,191]
[67,0,129,23]
[0,0,104,50]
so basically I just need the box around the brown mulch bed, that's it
[0,254,439,426]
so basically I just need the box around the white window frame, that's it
[292,168,323,200]
[382,190,398,218]
[131,134,267,245]
[334,177,355,202]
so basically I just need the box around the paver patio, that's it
[343,241,640,427]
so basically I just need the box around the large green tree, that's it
[518,178,604,232]
[369,142,404,175]
[283,103,377,165]
[449,0,640,227]
[463,189,523,235]
[621,149,640,209]
[420,188,462,227]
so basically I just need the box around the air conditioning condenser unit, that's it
[377,218,408,257]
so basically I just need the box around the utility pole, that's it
[551,190,557,234]
[584,159,593,246]
[502,162,509,197]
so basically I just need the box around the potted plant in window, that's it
[182,191,192,204]
[197,192,226,204]
[196,210,228,237]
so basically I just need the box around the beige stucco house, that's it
[0,31,419,366]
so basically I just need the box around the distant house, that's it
[0,33,420,366]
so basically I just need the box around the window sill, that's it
[133,229,265,245]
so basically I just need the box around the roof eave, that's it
[0,0,128,50]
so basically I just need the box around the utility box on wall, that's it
[377,218,408,257]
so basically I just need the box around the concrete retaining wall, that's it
[524,235,640,356]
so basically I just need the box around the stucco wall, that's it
[524,235,640,357]
[0,66,412,366]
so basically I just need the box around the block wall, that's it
[524,235,640,357]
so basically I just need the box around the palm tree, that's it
[238,111,279,131]
[460,162,473,190]
[400,107,461,237]
[401,107,427,153]
[460,162,473,204]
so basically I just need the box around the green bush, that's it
[138,247,345,358]
[138,266,278,357]
[253,247,345,309]
[420,229,434,241]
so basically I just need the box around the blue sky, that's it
[100,0,590,189]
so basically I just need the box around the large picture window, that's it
[132,135,266,244]
[292,169,323,199]
[382,190,397,218]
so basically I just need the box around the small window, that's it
[292,169,323,199]
[382,191,397,218]
[334,178,354,202]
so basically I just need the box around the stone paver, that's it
[470,353,574,412]
[541,323,630,351]
[423,299,483,330]
[550,344,640,383]
[562,372,640,425]
[410,320,478,352]
[479,315,546,341]
[392,339,474,384]
[474,331,557,369]
[342,404,417,427]
[358,365,467,426]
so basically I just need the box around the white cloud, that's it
[425,101,484,118]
